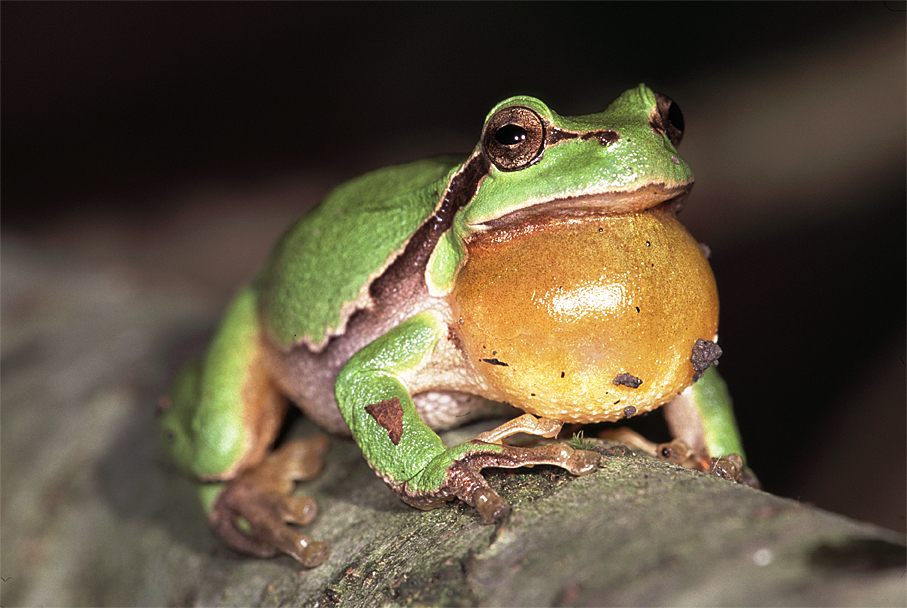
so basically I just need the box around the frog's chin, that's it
[473,182,693,232]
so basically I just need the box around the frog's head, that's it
[428,84,693,294]
[465,83,693,229]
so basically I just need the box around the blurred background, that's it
[3,2,904,537]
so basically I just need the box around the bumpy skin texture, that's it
[158,84,752,566]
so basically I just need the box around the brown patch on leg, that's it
[365,398,404,445]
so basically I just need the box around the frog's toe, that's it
[467,441,601,476]
[446,459,512,523]
[261,520,330,568]
[551,444,601,475]
[272,494,318,525]
[402,457,511,524]
[655,438,708,470]
[473,486,510,524]
[292,537,331,568]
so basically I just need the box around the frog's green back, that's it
[260,155,463,349]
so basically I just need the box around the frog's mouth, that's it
[473,182,693,232]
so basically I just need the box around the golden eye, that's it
[482,105,546,171]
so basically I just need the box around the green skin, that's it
[158,85,752,566]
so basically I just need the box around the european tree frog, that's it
[159,84,754,567]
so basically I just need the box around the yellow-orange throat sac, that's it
[451,205,719,423]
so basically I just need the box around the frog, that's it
[158,84,755,568]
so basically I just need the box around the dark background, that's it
[3,3,905,532]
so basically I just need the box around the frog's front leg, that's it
[336,311,600,523]
[403,437,599,523]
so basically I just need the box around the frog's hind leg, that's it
[162,287,331,566]
[202,290,330,565]
[159,287,288,479]
[663,367,759,487]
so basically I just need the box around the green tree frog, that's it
[158,84,754,567]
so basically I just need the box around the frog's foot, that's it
[599,429,760,488]
[600,428,708,469]
[404,440,600,524]
[209,435,330,567]
[598,427,662,453]
[660,440,760,488]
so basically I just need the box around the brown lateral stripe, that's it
[548,126,619,147]
[369,152,491,301]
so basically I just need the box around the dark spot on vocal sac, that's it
[482,358,509,367]
[613,373,642,388]
[690,338,722,381]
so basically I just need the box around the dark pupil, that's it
[495,124,528,146]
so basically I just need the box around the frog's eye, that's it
[482,105,546,171]
[651,93,684,147]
